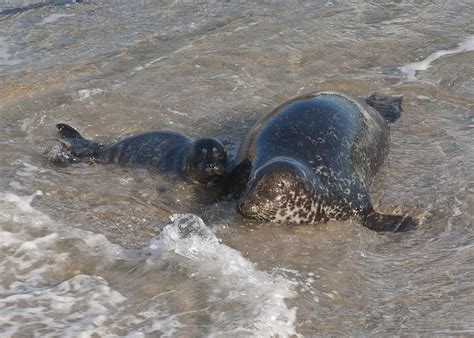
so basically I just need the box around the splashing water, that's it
[0,192,297,336]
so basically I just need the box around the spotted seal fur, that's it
[56,123,227,184]
[230,92,415,232]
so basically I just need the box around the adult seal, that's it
[55,123,228,184]
[230,91,414,232]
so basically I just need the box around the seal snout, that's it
[203,164,226,183]
[206,162,225,175]
[236,180,268,219]
[236,199,258,217]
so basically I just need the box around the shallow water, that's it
[1,0,473,336]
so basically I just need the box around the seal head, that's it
[237,157,324,223]
[186,138,227,184]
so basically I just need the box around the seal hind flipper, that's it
[57,123,84,139]
[361,210,416,232]
[56,123,103,158]
[365,92,403,123]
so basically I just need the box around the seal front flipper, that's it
[360,207,416,232]
[365,92,403,123]
[56,123,103,159]
[220,159,252,199]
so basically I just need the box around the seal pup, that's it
[230,92,415,232]
[55,123,227,184]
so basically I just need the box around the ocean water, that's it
[0,0,473,336]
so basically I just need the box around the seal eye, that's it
[201,148,208,155]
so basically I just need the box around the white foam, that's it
[0,191,178,336]
[37,13,75,26]
[134,44,193,71]
[134,56,166,71]
[0,191,298,336]
[0,191,132,335]
[166,108,190,117]
[400,35,474,81]
[173,43,194,54]
[149,214,298,336]
[446,194,463,232]
[233,21,259,32]
[77,88,105,101]
[1,275,128,336]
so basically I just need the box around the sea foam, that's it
[400,35,474,81]
[0,191,298,336]
[148,214,298,336]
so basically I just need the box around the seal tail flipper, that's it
[57,123,84,139]
[56,123,103,158]
[365,92,403,123]
[361,210,417,233]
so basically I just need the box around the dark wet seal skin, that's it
[227,91,416,232]
[55,123,228,185]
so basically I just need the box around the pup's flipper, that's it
[56,123,103,158]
